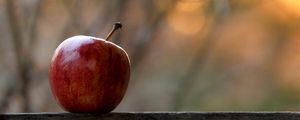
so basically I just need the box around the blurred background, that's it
[0,0,300,112]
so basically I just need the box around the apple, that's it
[49,22,130,113]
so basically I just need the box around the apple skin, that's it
[49,35,130,113]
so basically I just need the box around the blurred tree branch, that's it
[59,0,83,42]
[172,0,230,110]
[3,0,44,112]
[82,0,112,36]
[5,0,30,112]
[130,1,176,70]
[6,0,23,56]
[82,0,127,40]
[0,76,16,113]
[26,0,44,50]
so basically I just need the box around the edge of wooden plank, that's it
[2,112,300,120]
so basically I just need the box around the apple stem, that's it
[105,22,122,41]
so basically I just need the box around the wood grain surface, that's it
[1,112,300,120]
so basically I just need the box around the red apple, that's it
[49,23,130,113]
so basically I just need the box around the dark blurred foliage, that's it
[0,0,300,112]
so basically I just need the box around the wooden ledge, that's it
[1,112,300,120]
